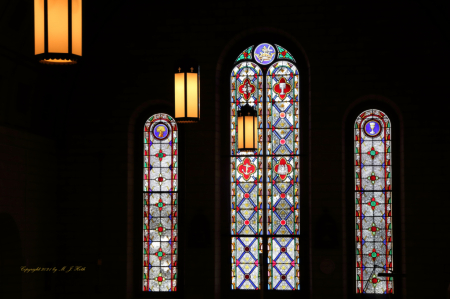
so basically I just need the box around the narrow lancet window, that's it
[355,109,393,294]
[143,113,178,292]
[266,61,300,290]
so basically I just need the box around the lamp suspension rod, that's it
[44,0,48,53]
[68,0,72,55]
[184,67,187,118]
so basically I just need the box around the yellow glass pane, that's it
[244,116,254,148]
[237,116,244,149]
[34,0,45,54]
[71,0,82,56]
[186,73,198,118]
[48,0,68,53]
[174,73,185,118]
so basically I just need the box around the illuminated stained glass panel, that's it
[355,109,393,294]
[275,44,296,62]
[232,237,263,290]
[266,61,300,290]
[231,62,263,290]
[143,113,178,292]
[235,45,254,63]
[231,45,300,292]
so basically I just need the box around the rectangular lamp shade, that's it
[174,72,199,119]
[238,115,257,150]
[34,0,82,61]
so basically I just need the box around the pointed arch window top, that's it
[234,44,296,66]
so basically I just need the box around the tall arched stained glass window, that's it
[355,109,393,294]
[231,43,300,291]
[143,113,178,292]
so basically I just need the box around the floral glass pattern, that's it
[354,109,393,294]
[143,113,178,292]
[231,44,300,291]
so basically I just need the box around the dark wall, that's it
[0,1,448,299]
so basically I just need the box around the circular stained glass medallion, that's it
[363,119,382,138]
[254,43,276,65]
[152,123,170,140]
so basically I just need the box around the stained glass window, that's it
[354,109,393,294]
[231,43,300,291]
[143,113,178,292]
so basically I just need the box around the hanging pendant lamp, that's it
[238,104,257,152]
[34,0,82,65]
[174,58,200,123]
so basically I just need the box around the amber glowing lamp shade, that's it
[34,0,82,65]
[174,59,200,123]
[238,104,257,152]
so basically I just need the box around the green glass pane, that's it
[275,44,296,62]
[235,45,253,63]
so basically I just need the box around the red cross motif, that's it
[367,147,379,159]
[155,149,166,161]
[238,78,256,100]
[273,77,292,100]
[155,198,166,211]
[274,157,293,180]
[155,248,166,261]
[237,158,256,181]
[368,248,380,262]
